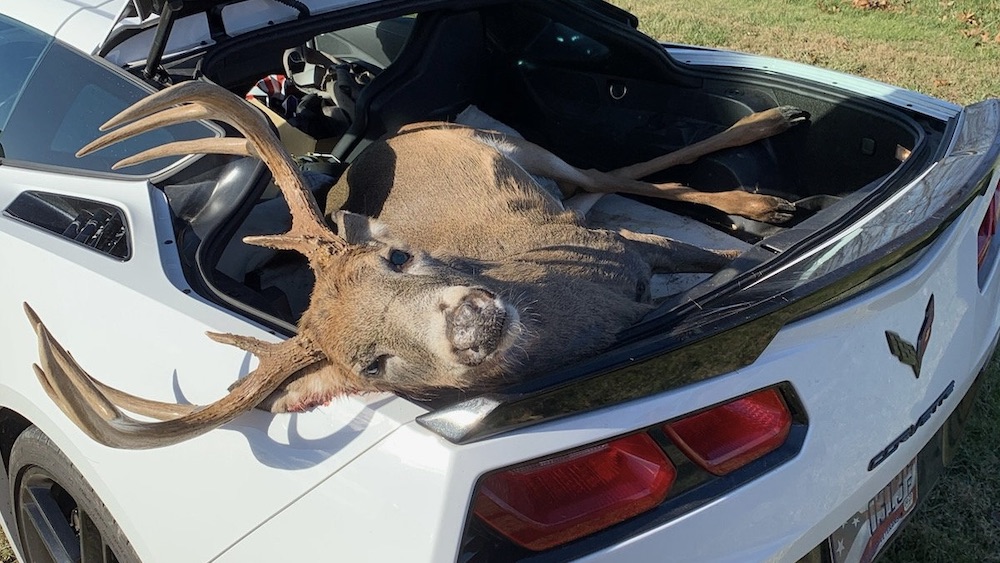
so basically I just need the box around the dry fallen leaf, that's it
[959,11,980,26]
[852,0,892,10]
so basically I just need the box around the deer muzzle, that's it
[446,289,508,366]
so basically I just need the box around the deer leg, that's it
[486,106,807,223]
[618,229,739,273]
[609,106,809,180]
[569,172,797,224]
[522,161,796,224]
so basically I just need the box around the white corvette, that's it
[0,1,998,562]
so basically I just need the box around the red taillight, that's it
[472,433,675,551]
[664,388,792,476]
[978,188,1000,269]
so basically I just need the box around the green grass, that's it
[1,2,998,561]
[613,0,1000,105]
[883,360,1000,561]
[609,1,1000,560]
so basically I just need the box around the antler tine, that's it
[24,303,325,449]
[109,138,260,170]
[76,102,245,159]
[81,80,347,258]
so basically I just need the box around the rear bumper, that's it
[808,358,988,563]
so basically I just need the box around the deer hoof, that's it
[776,106,811,128]
[719,191,795,224]
[750,195,797,224]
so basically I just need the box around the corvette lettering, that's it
[868,380,954,471]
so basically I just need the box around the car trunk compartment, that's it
[165,0,954,415]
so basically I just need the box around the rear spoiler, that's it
[418,99,1000,445]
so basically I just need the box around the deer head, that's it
[24,82,525,448]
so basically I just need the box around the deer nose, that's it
[445,289,507,366]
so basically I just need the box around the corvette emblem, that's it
[885,295,934,378]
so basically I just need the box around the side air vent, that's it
[4,191,131,260]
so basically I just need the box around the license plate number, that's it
[829,458,918,563]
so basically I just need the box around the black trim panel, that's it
[4,191,132,260]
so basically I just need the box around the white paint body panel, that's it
[0,2,996,562]
[0,0,126,53]
[666,45,962,120]
[0,165,426,561]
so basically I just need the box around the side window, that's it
[0,15,48,135]
[0,18,214,175]
[313,15,416,69]
[524,22,610,64]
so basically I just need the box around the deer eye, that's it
[387,249,412,270]
[362,355,388,378]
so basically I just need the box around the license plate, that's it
[829,458,918,563]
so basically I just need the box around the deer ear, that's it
[331,210,389,244]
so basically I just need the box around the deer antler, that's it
[24,303,325,449]
[22,81,359,448]
[77,80,347,261]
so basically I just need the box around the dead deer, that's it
[23,81,806,448]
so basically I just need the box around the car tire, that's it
[8,426,140,563]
